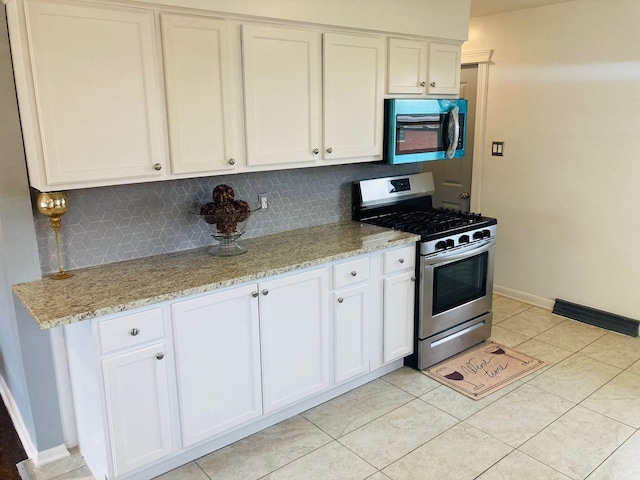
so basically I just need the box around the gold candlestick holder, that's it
[37,191,74,280]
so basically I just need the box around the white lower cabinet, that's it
[102,343,174,477]
[259,267,331,413]
[171,284,262,448]
[333,285,369,383]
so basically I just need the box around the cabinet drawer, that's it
[99,309,164,354]
[333,257,369,289]
[383,245,416,275]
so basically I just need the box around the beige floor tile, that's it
[382,422,512,480]
[366,472,392,480]
[534,320,607,352]
[498,307,565,337]
[153,462,208,480]
[301,379,413,438]
[586,430,640,480]
[489,325,530,347]
[578,332,640,369]
[262,441,376,480]
[49,466,95,480]
[519,406,634,480]
[23,448,86,480]
[492,296,532,323]
[420,381,522,420]
[527,354,622,403]
[338,399,458,469]
[476,450,571,480]
[628,359,640,374]
[196,415,331,480]
[514,338,574,381]
[581,370,640,428]
[382,366,441,397]
[467,384,574,447]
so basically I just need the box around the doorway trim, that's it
[461,49,493,213]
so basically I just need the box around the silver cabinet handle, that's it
[337,297,344,303]
[228,158,235,165]
[326,147,333,154]
[129,328,139,336]
[262,289,269,296]
[153,163,162,171]
[399,258,405,264]
[420,81,426,87]
[411,276,416,282]
[460,191,470,199]
[312,148,319,155]
[156,352,164,360]
[430,82,436,88]
[350,271,357,277]
[251,291,259,298]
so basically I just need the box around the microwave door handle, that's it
[445,105,460,159]
[424,238,495,266]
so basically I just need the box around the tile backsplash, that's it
[34,163,421,274]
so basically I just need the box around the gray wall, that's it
[0,6,64,452]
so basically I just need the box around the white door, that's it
[259,268,330,413]
[323,33,384,161]
[102,343,173,476]
[382,271,415,364]
[161,14,238,174]
[171,284,262,447]
[242,25,321,166]
[333,285,369,383]
[26,1,165,186]
[426,65,478,211]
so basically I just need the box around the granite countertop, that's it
[13,221,419,329]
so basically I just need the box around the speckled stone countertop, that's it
[13,221,419,329]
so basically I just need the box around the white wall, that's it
[464,0,640,318]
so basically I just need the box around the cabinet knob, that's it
[398,258,405,264]
[350,271,357,277]
[262,289,269,296]
[326,147,333,154]
[430,82,437,88]
[153,163,162,171]
[156,352,164,360]
[228,158,236,165]
[337,297,344,303]
[129,328,139,336]
[312,148,319,155]
[420,81,426,87]
[252,291,259,298]
[411,276,416,282]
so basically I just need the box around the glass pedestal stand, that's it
[209,231,248,256]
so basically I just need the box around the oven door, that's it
[419,238,495,339]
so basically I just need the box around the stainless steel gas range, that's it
[352,172,497,370]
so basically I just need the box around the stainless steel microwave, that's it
[385,99,467,164]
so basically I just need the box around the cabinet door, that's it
[242,25,321,166]
[259,268,330,413]
[171,284,262,447]
[323,33,384,161]
[386,38,427,94]
[102,343,172,477]
[25,1,165,186]
[161,14,239,175]
[333,285,369,384]
[382,271,416,364]
[427,42,461,95]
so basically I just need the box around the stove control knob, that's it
[435,241,448,251]
[459,235,470,244]
[483,230,491,238]
[473,231,484,240]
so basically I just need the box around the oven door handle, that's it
[424,238,495,266]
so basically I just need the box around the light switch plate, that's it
[492,142,504,156]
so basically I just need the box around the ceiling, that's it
[470,0,577,18]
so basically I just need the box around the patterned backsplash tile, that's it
[34,163,421,274]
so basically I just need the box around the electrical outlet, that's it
[258,194,268,210]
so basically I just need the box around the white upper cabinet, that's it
[427,42,462,95]
[386,38,427,95]
[323,33,384,161]
[161,14,240,175]
[19,0,166,189]
[386,38,461,97]
[241,25,321,167]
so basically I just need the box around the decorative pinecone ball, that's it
[233,199,251,222]
[212,184,235,206]
[214,201,238,234]
[199,202,218,224]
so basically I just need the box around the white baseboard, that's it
[0,374,70,466]
[494,285,555,311]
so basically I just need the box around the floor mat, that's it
[422,341,546,400]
